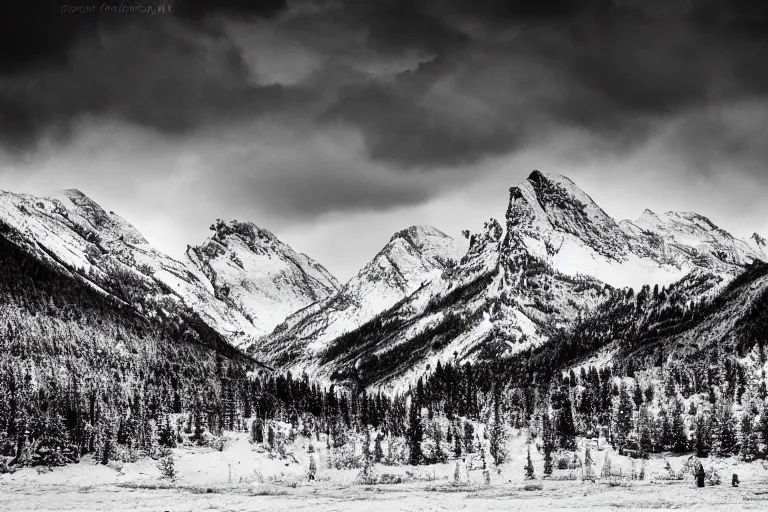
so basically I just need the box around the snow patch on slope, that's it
[552,237,691,289]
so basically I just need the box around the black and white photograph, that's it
[1,0,768,510]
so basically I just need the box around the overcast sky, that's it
[2,0,768,281]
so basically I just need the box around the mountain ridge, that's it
[3,172,767,392]
[0,189,339,348]
[251,170,767,391]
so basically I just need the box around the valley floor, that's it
[3,477,768,511]
[2,432,768,511]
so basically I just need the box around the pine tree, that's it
[100,417,117,465]
[453,426,463,458]
[633,383,644,409]
[374,432,384,463]
[740,413,758,462]
[407,398,423,466]
[525,447,535,480]
[463,422,475,454]
[251,418,264,444]
[615,383,634,445]
[433,424,447,463]
[637,405,653,457]
[758,401,768,458]
[363,428,373,464]
[557,391,577,450]
[157,450,177,480]
[542,413,554,477]
[718,406,738,457]
[158,414,176,449]
[670,403,688,454]
[192,409,204,444]
[489,386,507,466]
[362,428,372,470]
[694,414,712,458]
[659,409,672,451]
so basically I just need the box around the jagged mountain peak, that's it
[59,187,88,199]
[509,171,621,236]
[382,225,463,269]
[352,225,464,292]
[209,219,282,249]
[187,219,340,338]
[751,232,766,247]
[636,208,660,223]
[506,170,629,269]
[1,187,341,349]
[53,188,148,245]
[502,171,763,290]
[389,225,449,244]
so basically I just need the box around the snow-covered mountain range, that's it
[510,171,764,289]
[248,171,767,391]
[252,225,466,370]
[0,189,338,347]
[2,170,766,391]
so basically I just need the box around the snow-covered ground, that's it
[3,431,767,511]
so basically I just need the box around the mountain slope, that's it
[0,189,259,343]
[0,189,338,347]
[510,260,768,392]
[185,220,340,339]
[251,225,466,371]
[282,171,766,391]
[0,215,260,465]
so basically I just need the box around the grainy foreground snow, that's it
[3,431,767,511]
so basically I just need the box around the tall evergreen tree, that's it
[463,421,475,454]
[489,384,507,466]
[407,398,423,466]
[718,405,738,457]
[740,413,758,462]
[453,426,463,458]
[670,402,688,454]
[542,412,554,477]
[158,414,176,449]
[557,392,576,450]
[758,401,768,457]
[615,383,634,445]
[524,446,535,480]
[694,414,712,458]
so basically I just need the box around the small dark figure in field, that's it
[732,474,739,487]
[695,463,705,488]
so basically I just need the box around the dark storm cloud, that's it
[2,0,768,197]
[316,0,768,168]
[0,0,294,152]
[0,0,287,74]
[0,19,311,153]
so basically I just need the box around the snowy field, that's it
[3,431,768,511]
